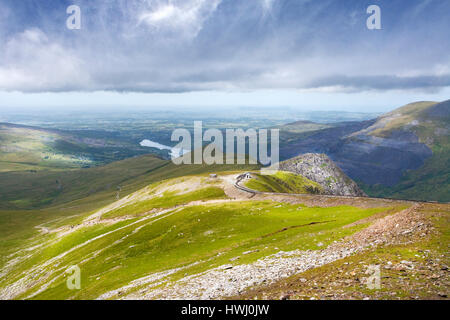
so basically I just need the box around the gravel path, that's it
[108,204,426,300]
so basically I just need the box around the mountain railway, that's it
[234,172,448,205]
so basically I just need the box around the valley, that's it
[0,169,447,300]
[280,100,450,202]
[1,0,448,304]
[0,100,448,301]
[2,100,448,202]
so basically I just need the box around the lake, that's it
[139,139,188,159]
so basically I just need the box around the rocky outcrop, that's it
[279,153,367,197]
[279,101,450,188]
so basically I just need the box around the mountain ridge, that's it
[279,153,366,197]
[280,100,449,202]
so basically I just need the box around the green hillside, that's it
[0,156,260,274]
[0,123,153,172]
[369,101,439,138]
[0,161,447,300]
[0,171,390,300]
[0,123,87,171]
[362,100,450,202]
[243,171,323,194]
[364,142,449,202]
[0,154,260,210]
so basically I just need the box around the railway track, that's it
[233,173,446,205]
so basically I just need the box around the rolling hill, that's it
[0,101,448,300]
[0,122,155,172]
[0,153,260,210]
[359,100,449,202]
[0,169,448,300]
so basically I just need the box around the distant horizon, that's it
[0,1,449,113]
[0,90,448,114]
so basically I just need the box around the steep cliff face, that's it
[279,153,367,197]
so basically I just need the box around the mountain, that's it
[360,100,449,201]
[0,122,155,172]
[279,153,366,197]
[0,153,259,210]
[0,168,447,300]
[0,122,448,300]
[280,100,450,202]
[279,120,331,135]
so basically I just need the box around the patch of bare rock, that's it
[120,204,430,300]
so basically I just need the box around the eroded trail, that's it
[0,173,445,300]
[112,204,427,300]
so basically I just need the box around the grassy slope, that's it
[0,123,93,170]
[1,198,388,299]
[0,157,396,300]
[364,143,450,202]
[369,101,438,137]
[244,171,323,194]
[0,154,260,210]
[363,101,450,202]
[0,155,260,269]
[0,155,168,209]
[101,186,227,219]
[235,204,449,300]
[0,162,442,300]
[0,123,153,172]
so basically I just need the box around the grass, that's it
[0,155,167,209]
[0,154,260,210]
[363,101,450,203]
[0,155,259,279]
[235,204,449,300]
[244,171,323,194]
[370,101,438,138]
[0,124,92,169]
[0,200,387,300]
[101,187,227,219]
[363,147,450,203]
[363,133,450,203]
[0,123,156,172]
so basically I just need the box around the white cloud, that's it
[138,0,222,38]
[261,0,276,14]
[0,1,449,94]
[0,29,90,92]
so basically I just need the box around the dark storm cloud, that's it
[306,74,450,91]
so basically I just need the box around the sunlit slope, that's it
[0,155,259,275]
[360,100,450,202]
[243,171,323,194]
[366,101,439,138]
[0,153,260,210]
[235,203,449,300]
[0,123,153,171]
[0,173,389,300]
[278,100,449,202]
[0,123,89,171]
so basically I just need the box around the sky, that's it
[0,0,449,112]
